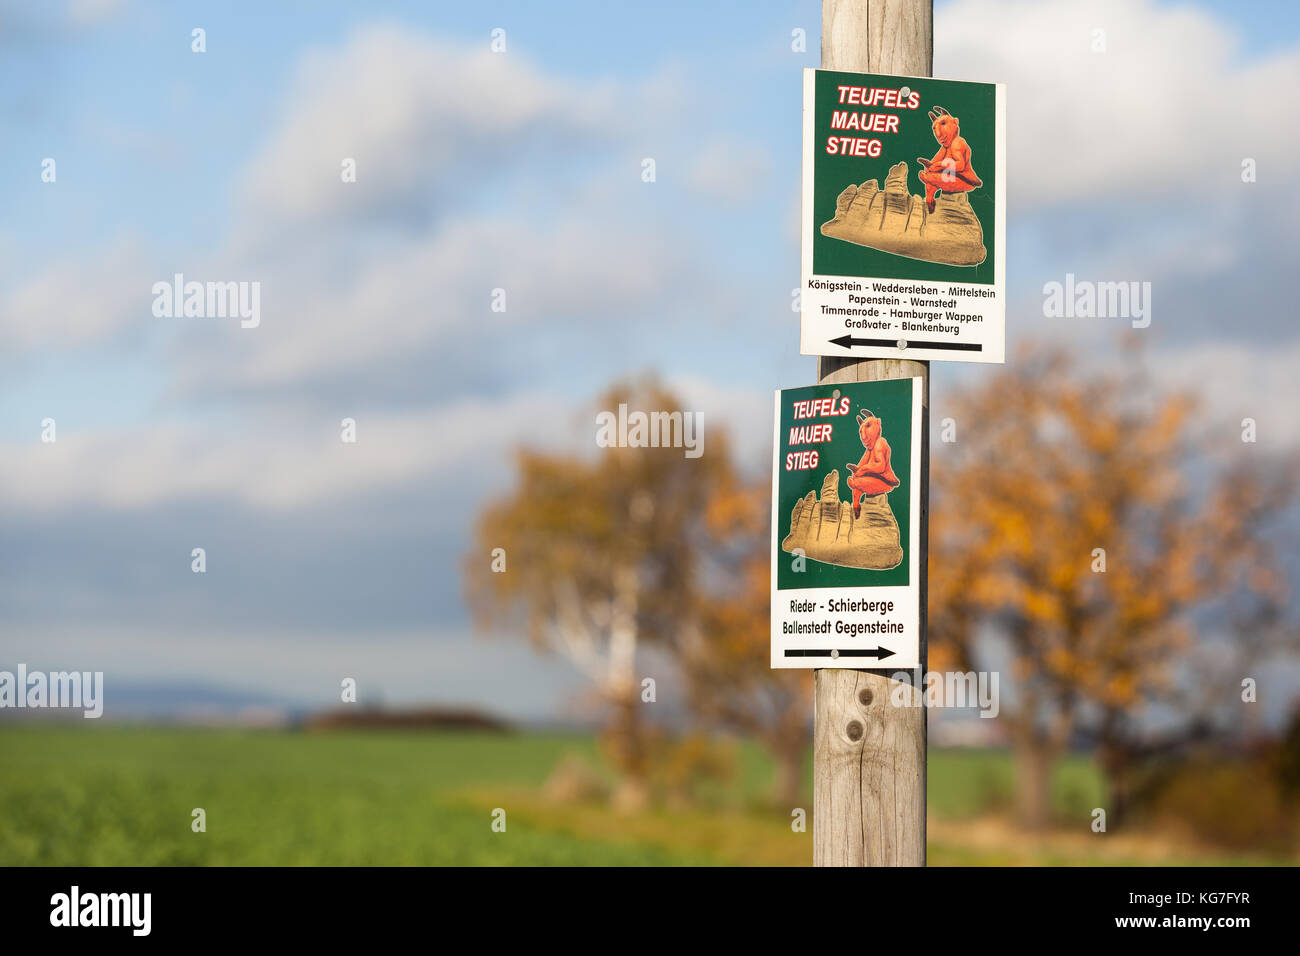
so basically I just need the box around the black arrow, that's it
[845,646,895,659]
[830,334,981,352]
[784,646,895,660]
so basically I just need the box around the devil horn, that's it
[934,105,950,115]
[927,110,937,122]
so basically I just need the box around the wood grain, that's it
[813,0,932,868]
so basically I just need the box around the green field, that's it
[0,726,717,865]
[0,726,1278,866]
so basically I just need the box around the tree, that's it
[1178,459,1296,738]
[678,475,811,807]
[464,379,730,808]
[929,343,1293,828]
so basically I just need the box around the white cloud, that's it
[1,25,708,392]
[65,0,127,28]
[0,238,154,350]
[1153,339,1300,452]
[936,0,1300,209]
[163,198,701,394]
[667,374,781,472]
[1,391,571,512]
[238,24,621,229]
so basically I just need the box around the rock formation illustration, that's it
[781,469,903,571]
[820,161,986,266]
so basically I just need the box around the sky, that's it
[1,0,1297,722]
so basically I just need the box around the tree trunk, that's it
[1098,740,1132,829]
[770,737,806,808]
[1013,734,1056,830]
[604,559,648,810]
[604,688,650,811]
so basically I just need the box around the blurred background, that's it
[1,0,1297,865]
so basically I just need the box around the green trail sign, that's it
[800,69,1006,363]
[770,378,922,669]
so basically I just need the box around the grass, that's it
[927,747,1107,820]
[0,725,1289,866]
[0,726,710,865]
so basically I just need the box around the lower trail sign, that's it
[770,377,922,669]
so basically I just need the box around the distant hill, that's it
[0,680,301,725]
[301,706,510,733]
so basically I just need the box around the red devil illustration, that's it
[916,105,982,214]
[846,408,900,518]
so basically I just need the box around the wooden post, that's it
[813,0,931,867]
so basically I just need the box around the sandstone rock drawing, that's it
[781,469,903,571]
[820,161,986,267]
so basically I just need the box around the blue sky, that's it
[1,0,1297,722]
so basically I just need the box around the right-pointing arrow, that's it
[832,646,895,660]
[783,646,895,659]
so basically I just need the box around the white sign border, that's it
[770,377,923,669]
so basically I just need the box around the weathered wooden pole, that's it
[813,0,931,867]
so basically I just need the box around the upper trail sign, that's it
[800,69,1006,363]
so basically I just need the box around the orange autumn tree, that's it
[464,380,732,808]
[930,344,1291,828]
[678,475,811,807]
